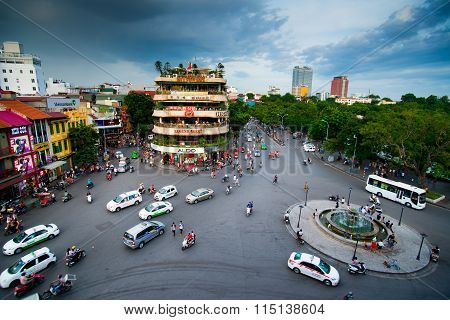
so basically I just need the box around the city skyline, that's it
[0,0,449,99]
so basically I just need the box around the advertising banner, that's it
[9,134,31,154]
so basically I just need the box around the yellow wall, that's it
[49,119,72,160]
[64,101,89,129]
[292,85,309,97]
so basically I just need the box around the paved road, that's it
[0,124,449,300]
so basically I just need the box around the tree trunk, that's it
[416,169,428,189]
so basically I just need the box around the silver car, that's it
[122,221,165,250]
[185,188,214,204]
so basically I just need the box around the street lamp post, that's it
[304,181,309,206]
[398,206,404,226]
[347,187,352,206]
[278,114,288,129]
[416,233,428,260]
[321,119,329,141]
[297,204,304,229]
[352,239,359,260]
[352,134,358,169]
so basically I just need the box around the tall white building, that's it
[315,91,330,101]
[292,66,313,96]
[0,41,45,95]
[268,85,280,95]
[46,78,70,96]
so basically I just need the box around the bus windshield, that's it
[419,193,427,204]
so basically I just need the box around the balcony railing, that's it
[153,122,229,136]
[0,168,20,182]
[0,147,14,158]
[155,122,228,128]
[153,109,229,118]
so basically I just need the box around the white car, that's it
[247,137,252,142]
[2,224,60,256]
[303,144,316,152]
[287,252,340,286]
[138,201,173,220]
[0,247,56,288]
[154,185,178,201]
[106,190,142,212]
[117,161,130,173]
[115,151,123,159]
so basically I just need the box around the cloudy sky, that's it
[1,0,449,99]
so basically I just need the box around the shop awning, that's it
[43,161,67,170]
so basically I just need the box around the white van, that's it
[106,190,142,212]
[0,247,56,288]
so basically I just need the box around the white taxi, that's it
[2,224,60,256]
[154,185,178,201]
[287,252,340,286]
[0,247,56,288]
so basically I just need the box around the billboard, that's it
[47,98,80,108]
[14,154,34,175]
[10,134,31,154]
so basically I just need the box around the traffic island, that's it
[285,200,431,274]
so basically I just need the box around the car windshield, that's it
[145,204,156,212]
[159,188,168,194]
[8,260,25,274]
[318,260,331,274]
[123,232,133,241]
[12,232,27,243]
[113,196,123,203]
[419,193,427,204]
[191,190,202,197]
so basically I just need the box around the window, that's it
[49,123,54,135]
[30,70,34,74]
[55,123,60,134]
[9,70,12,73]
[63,139,67,150]
[23,259,36,271]
[2,69,5,73]
[3,78,7,82]
[52,143,58,154]
[37,254,50,263]
[32,87,36,91]
[5,86,9,90]
[31,79,35,83]
[20,70,23,74]
[58,141,62,153]
[61,122,65,132]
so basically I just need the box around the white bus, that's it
[365,175,427,210]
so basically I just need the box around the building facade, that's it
[335,97,372,105]
[0,42,45,95]
[330,76,349,97]
[315,91,330,101]
[292,85,309,98]
[152,67,229,167]
[46,78,70,96]
[292,66,313,96]
[47,112,72,174]
[268,86,280,95]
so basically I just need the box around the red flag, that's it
[187,62,192,72]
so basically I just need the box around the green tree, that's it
[401,93,416,103]
[246,92,255,100]
[68,125,99,166]
[154,60,162,75]
[123,93,154,134]
[163,62,171,75]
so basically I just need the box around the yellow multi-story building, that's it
[47,112,72,170]
[292,85,309,98]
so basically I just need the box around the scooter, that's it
[41,275,75,299]
[328,195,339,201]
[182,236,195,251]
[303,160,308,166]
[14,273,45,298]
[221,175,230,183]
[347,262,366,275]
[62,194,73,203]
[246,207,253,217]
[138,186,146,194]
[86,182,94,189]
[129,166,135,173]
[65,250,86,267]
[226,186,232,195]
[4,222,24,236]
[87,194,92,204]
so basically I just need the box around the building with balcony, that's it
[152,67,229,167]
[0,109,37,200]
[46,112,72,180]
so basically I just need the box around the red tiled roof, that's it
[0,119,11,129]
[46,111,68,119]
[0,89,16,94]
[0,99,51,120]
[16,96,46,102]
[0,110,32,127]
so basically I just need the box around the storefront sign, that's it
[151,143,204,154]
[47,98,80,108]
[10,126,27,135]
[215,111,228,118]
[10,134,31,154]
[33,141,50,152]
[168,95,209,101]
[173,129,203,135]
[177,75,206,82]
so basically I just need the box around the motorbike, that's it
[348,262,366,275]
[62,193,73,203]
[221,175,230,183]
[87,194,92,204]
[370,195,381,205]
[431,249,440,263]
[246,207,253,217]
[129,166,135,173]
[187,167,199,176]
[55,181,68,191]
[65,250,86,267]
[182,236,195,251]
[226,186,232,195]
[37,193,56,207]
[328,195,339,201]
[4,222,24,236]
[303,160,308,166]
[106,172,112,181]
[14,273,45,298]
[86,182,94,189]
[138,186,146,194]
[41,275,75,299]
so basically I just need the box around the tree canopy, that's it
[68,125,99,166]
[123,92,154,135]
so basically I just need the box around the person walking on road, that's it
[171,222,176,237]
[179,221,184,234]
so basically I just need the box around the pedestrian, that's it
[171,222,176,237]
[179,221,184,234]
[341,197,345,205]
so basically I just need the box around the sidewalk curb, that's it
[283,205,431,276]
[313,153,450,211]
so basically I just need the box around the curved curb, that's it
[283,203,432,275]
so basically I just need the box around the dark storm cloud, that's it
[0,0,286,66]
[300,0,450,82]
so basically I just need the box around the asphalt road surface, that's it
[1,124,449,300]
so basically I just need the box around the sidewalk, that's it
[285,200,431,274]
[314,151,450,210]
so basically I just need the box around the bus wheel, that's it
[405,202,411,208]
[377,192,382,197]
